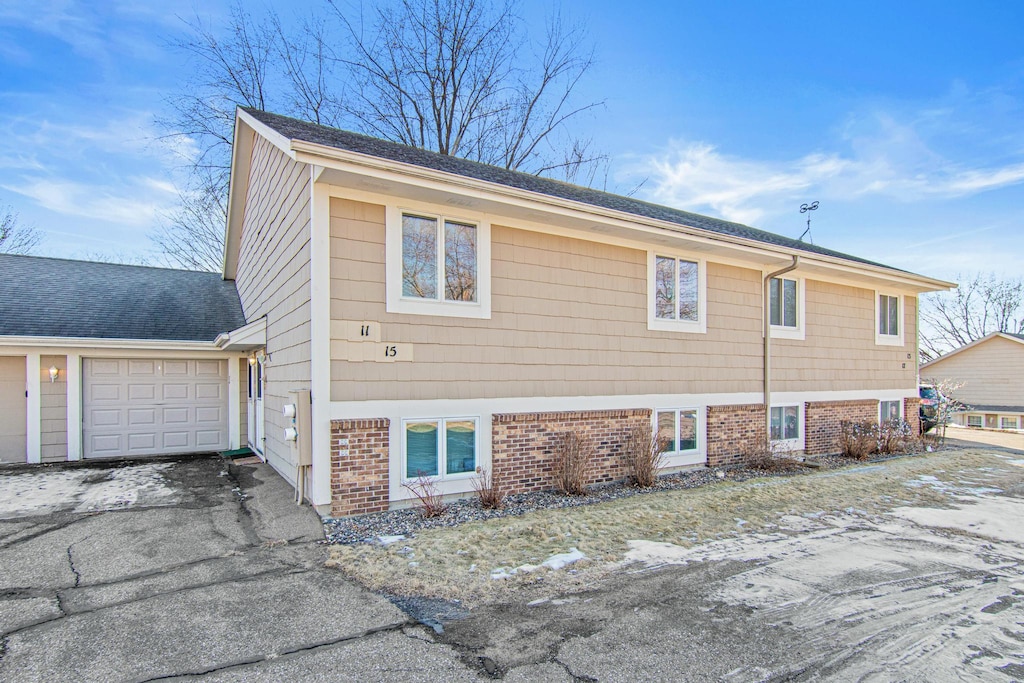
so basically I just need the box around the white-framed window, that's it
[403,417,479,481]
[967,415,983,428]
[1000,416,1018,430]
[767,276,805,340]
[875,292,904,346]
[880,400,902,423]
[647,251,707,333]
[770,405,800,442]
[385,206,491,319]
[655,408,700,453]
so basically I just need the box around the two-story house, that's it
[0,108,953,517]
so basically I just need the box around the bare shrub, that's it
[403,475,446,518]
[878,418,915,454]
[553,430,593,496]
[472,466,505,510]
[741,439,802,472]
[624,425,667,488]
[838,421,878,460]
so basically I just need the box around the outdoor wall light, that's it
[48,366,59,383]
[248,356,257,366]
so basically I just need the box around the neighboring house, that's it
[920,332,1024,430]
[0,255,258,464]
[1,108,953,517]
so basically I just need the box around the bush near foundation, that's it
[553,430,593,496]
[472,466,505,510]
[741,439,802,471]
[624,425,668,488]
[839,419,919,460]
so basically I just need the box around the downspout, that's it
[763,256,800,440]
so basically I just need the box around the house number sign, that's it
[329,321,413,363]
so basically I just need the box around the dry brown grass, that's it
[553,430,593,495]
[326,449,1021,607]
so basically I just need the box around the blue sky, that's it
[1,0,1023,281]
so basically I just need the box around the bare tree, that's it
[151,175,229,272]
[0,204,42,254]
[920,273,1024,361]
[158,0,603,270]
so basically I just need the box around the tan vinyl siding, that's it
[773,282,917,392]
[328,197,916,401]
[235,135,311,478]
[0,356,27,463]
[923,335,1024,407]
[39,354,68,463]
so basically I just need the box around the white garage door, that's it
[83,358,228,459]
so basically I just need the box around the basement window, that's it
[403,417,478,480]
[770,405,800,442]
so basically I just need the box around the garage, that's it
[83,358,229,459]
[0,356,27,464]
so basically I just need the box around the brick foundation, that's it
[706,404,766,467]
[491,409,651,495]
[904,397,922,435]
[330,418,390,517]
[803,400,879,455]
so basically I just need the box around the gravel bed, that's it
[323,448,950,545]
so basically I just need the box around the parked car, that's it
[919,384,940,432]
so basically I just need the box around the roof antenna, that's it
[798,201,818,244]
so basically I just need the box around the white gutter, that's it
[763,256,800,440]
[0,336,228,351]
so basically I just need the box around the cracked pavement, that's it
[0,457,471,682]
[3,446,1024,681]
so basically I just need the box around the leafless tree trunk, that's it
[158,0,604,271]
[0,203,42,254]
[920,273,1024,361]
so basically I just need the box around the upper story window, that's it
[648,251,706,333]
[875,292,904,346]
[767,275,805,340]
[386,206,491,319]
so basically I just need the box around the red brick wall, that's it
[706,404,766,467]
[904,397,921,435]
[803,400,878,456]
[491,409,651,495]
[330,418,390,517]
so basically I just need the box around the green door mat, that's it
[220,447,255,458]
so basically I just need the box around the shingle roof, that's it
[243,107,897,271]
[0,254,246,342]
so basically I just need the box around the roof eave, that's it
[288,138,955,293]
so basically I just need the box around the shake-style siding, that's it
[923,335,1024,407]
[328,197,915,402]
[40,354,68,463]
[235,135,311,478]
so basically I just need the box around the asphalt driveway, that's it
[0,456,469,682]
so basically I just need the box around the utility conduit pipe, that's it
[763,256,800,440]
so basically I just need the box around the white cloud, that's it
[630,110,1024,226]
[2,177,175,226]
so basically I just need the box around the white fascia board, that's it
[214,317,267,350]
[223,115,256,280]
[0,336,235,352]
[293,141,956,293]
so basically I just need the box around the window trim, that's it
[1000,416,1019,430]
[766,275,806,341]
[653,406,706,467]
[386,205,492,319]
[769,404,801,443]
[880,399,902,423]
[874,291,904,346]
[647,250,707,333]
[401,415,480,483]
[967,414,983,428]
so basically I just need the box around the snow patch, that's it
[491,547,587,580]
[889,495,1024,544]
[0,464,177,518]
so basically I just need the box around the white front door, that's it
[247,356,265,456]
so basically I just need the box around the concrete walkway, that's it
[0,456,470,682]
